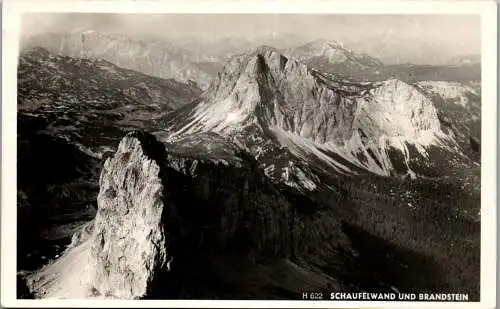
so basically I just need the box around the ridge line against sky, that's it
[20,13,481,65]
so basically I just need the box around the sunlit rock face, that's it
[414,80,481,163]
[26,130,350,299]
[168,46,456,178]
[26,131,171,299]
[90,131,169,298]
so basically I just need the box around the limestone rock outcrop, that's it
[27,131,171,299]
[26,130,350,299]
[168,46,457,177]
[89,131,170,298]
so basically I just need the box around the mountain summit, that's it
[166,47,459,178]
[287,39,383,70]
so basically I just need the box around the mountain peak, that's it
[293,39,346,55]
[249,45,282,55]
[290,39,383,69]
[308,38,344,49]
[240,45,290,75]
[21,46,51,59]
[169,46,452,177]
[81,29,97,35]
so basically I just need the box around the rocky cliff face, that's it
[415,80,481,163]
[89,132,170,298]
[166,46,460,178]
[416,81,480,108]
[26,131,352,299]
[26,132,171,298]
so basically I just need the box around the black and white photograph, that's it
[2,0,497,306]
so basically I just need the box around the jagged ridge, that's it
[288,39,384,68]
[167,46,459,178]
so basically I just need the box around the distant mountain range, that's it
[22,31,225,89]
[446,54,481,66]
[285,39,480,83]
[22,31,480,89]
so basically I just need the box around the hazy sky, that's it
[21,13,481,64]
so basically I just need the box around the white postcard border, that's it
[2,0,497,308]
